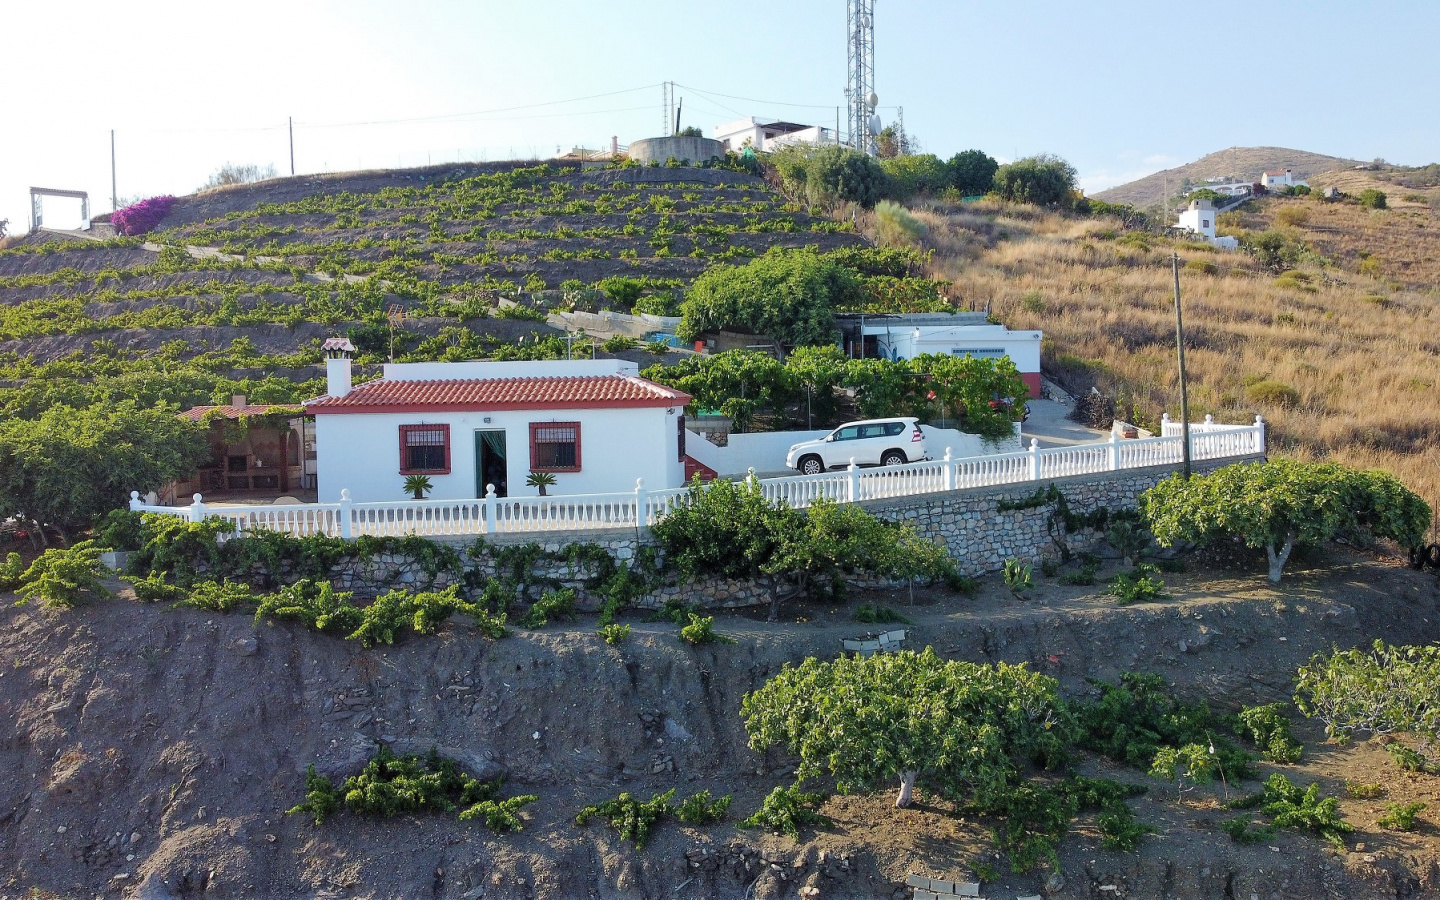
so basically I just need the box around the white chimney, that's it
[322,337,356,398]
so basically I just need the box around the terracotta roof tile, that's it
[306,374,690,413]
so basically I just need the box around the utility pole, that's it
[110,130,118,211]
[289,117,295,175]
[1172,252,1192,479]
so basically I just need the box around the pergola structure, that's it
[29,187,89,231]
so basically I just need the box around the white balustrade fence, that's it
[130,418,1265,539]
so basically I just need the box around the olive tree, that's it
[992,154,1078,207]
[1142,460,1430,583]
[741,648,1073,808]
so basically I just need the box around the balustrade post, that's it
[634,478,648,527]
[129,491,142,512]
[942,448,954,492]
[188,493,205,524]
[483,484,497,535]
[1254,415,1266,455]
[1027,439,1040,481]
[1204,413,1214,427]
[338,489,353,539]
[1108,430,1120,471]
[846,458,859,502]
[1161,412,1171,435]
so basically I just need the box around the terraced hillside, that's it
[0,161,860,418]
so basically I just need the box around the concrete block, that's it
[956,883,981,897]
[912,891,941,900]
[906,875,930,889]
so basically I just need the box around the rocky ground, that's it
[3,548,1440,899]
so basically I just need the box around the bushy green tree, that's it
[770,145,889,207]
[650,477,796,584]
[880,154,949,199]
[1359,188,1388,210]
[641,349,795,432]
[676,250,858,348]
[992,154,1078,207]
[1142,460,1430,583]
[945,149,1000,196]
[0,402,207,538]
[742,648,1073,808]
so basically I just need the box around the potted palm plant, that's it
[525,471,557,496]
[403,475,433,500]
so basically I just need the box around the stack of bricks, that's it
[905,874,1041,900]
[906,874,980,899]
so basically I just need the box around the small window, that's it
[399,424,450,475]
[884,422,906,436]
[530,422,581,472]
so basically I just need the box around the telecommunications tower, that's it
[845,0,880,156]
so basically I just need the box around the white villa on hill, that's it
[1261,169,1308,191]
[307,340,690,503]
[711,117,836,153]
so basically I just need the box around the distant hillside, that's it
[1093,146,1365,208]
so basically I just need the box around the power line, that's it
[672,82,839,111]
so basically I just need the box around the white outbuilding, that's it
[306,341,691,502]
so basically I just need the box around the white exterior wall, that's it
[381,359,637,381]
[712,118,765,153]
[315,405,686,503]
[1176,201,1217,239]
[874,325,1043,374]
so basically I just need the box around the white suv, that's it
[786,418,928,475]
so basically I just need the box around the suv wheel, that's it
[799,455,825,475]
[881,450,907,467]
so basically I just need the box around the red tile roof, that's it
[306,374,690,414]
[178,404,303,422]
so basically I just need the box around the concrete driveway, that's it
[1022,397,1109,448]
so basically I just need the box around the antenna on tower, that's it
[845,0,878,156]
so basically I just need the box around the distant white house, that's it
[306,341,691,502]
[1261,169,1308,191]
[837,313,1044,398]
[1174,198,1240,250]
[712,117,836,153]
[1177,198,1218,240]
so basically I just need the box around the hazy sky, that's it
[3,0,1436,231]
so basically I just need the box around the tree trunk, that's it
[895,771,918,808]
[1266,532,1296,583]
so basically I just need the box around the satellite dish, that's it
[866,92,879,109]
[868,114,882,135]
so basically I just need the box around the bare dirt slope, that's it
[1093,147,1364,207]
[4,551,1440,900]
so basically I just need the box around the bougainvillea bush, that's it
[112,195,177,236]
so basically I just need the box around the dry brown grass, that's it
[876,196,1440,535]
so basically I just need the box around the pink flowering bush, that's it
[111,195,177,236]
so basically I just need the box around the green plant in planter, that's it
[403,475,433,500]
[525,471,557,496]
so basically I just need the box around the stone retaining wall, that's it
[321,457,1260,610]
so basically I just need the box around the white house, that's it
[1176,198,1217,240]
[1261,169,1308,191]
[838,313,1044,398]
[712,117,836,153]
[306,340,691,502]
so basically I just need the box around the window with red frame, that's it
[399,424,450,475]
[529,422,581,472]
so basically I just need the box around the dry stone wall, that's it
[321,457,1260,609]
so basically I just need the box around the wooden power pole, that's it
[1172,252,1192,479]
